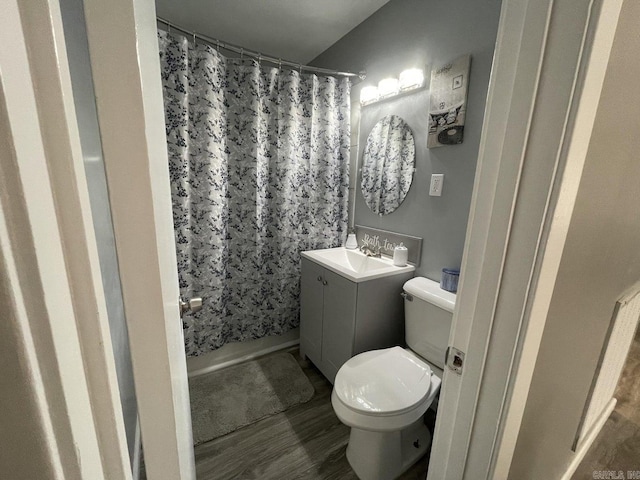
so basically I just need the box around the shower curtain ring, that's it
[193,32,196,46]
[258,53,262,65]
[216,40,220,52]
[278,58,282,70]
[240,48,244,59]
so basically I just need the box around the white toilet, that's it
[331,277,456,480]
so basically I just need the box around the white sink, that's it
[301,247,415,283]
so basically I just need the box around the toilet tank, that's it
[403,277,456,369]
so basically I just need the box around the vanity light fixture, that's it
[360,85,379,105]
[399,68,425,91]
[360,67,426,105]
[377,78,400,98]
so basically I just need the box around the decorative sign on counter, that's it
[427,55,471,148]
[355,225,422,266]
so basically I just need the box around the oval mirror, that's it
[361,115,416,215]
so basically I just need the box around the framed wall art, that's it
[427,55,471,148]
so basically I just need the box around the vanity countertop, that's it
[301,247,415,283]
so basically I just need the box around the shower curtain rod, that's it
[157,17,366,80]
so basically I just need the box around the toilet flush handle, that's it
[401,292,413,301]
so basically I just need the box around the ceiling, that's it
[155,0,391,64]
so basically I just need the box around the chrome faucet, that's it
[360,244,381,258]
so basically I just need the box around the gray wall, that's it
[59,0,138,468]
[312,0,502,280]
[509,1,640,477]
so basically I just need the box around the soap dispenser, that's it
[345,228,358,249]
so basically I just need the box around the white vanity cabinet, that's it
[300,255,414,384]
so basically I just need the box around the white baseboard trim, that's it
[187,329,300,378]
[562,397,617,480]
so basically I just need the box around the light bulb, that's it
[399,68,424,90]
[377,78,400,98]
[360,85,379,105]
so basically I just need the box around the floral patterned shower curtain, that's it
[158,31,350,356]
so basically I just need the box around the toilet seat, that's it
[334,347,433,416]
[331,347,442,432]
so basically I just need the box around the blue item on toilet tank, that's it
[440,268,460,293]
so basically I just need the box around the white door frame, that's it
[80,0,196,478]
[428,0,623,479]
[0,0,132,478]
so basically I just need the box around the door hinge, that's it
[445,346,465,375]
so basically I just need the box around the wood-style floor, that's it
[191,350,434,480]
[142,332,640,480]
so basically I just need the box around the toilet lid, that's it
[334,347,432,416]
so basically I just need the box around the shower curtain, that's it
[158,31,350,356]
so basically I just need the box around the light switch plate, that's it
[430,174,444,196]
